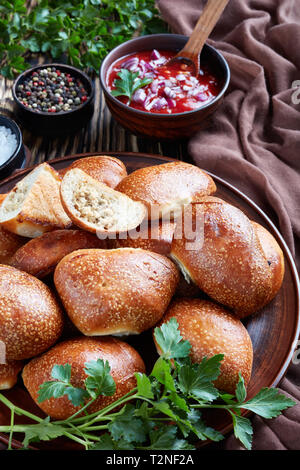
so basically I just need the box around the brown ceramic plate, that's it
[0,152,299,450]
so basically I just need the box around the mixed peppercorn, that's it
[16,67,89,113]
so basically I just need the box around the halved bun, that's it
[54,247,179,336]
[59,155,127,188]
[116,161,216,220]
[10,229,107,278]
[0,360,24,390]
[170,198,274,318]
[22,336,145,420]
[0,265,64,360]
[155,298,253,394]
[60,168,147,235]
[0,163,71,237]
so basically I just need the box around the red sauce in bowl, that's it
[107,49,222,114]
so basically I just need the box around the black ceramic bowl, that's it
[12,63,94,137]
[0,115,26,179]
[99,34,230,140]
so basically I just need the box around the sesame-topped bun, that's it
[251,222,285,301]
[0,360,24,390]
[22,336,145,420]
[54,248,179,336]
[10,229,108,279]
[109,219,176,256]
[170,198,275,318]
[116,161,216,220]
[155,298,253,394]
[59,155,127,188]
[0,265,64,360]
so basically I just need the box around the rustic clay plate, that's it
[0,152,299,450]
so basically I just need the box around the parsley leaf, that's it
[177,355,223,402]
[38,363,89,406]
[148,425,195,450]
[84,359,116,398]
[230,413,253,450]
[135,372,154,399]
[51,364,71,383]
[242,388,296,418]
[111,68,153,103]
[90,433,134,450]
[108,405,148,444]
[154,318,191,359]
[22,417,65,448]
[151,356,176,391]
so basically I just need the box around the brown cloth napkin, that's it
[157,0,300,450]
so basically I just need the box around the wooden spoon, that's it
[166,0,230,75]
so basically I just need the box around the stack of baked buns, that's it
[0,156,284,420]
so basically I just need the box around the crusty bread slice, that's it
[60,168,147,235]
[0,163,72,238]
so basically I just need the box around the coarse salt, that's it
[0,126,17,166]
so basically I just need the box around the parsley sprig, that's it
[0,319,295,450]
[0,0,167,79]
[111,69,153,104]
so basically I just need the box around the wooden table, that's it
[0,73,190,167]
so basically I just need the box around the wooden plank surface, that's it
[0,72,190,167]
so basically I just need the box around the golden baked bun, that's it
[0,265,64,360]
[10,229,108,278]
[155,298,253,394]
[116,161,216,220]
[251,222,285,301]
[0,360,24,390]
[22,336,145,420]
[59,155,127,188]
[0,163,71,237]
[54,248,179,336]
[170,198,275,318]
[109,219,176,256]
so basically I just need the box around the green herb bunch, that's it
[0,0,167,79]
[0,319,295,450]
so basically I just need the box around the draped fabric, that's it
[157,0,300,450]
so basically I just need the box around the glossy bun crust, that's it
[156,298,253,393]
[22,336,145,419]
[171,198,280,318]
[54,248,179,336]
[0,265,64,360]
